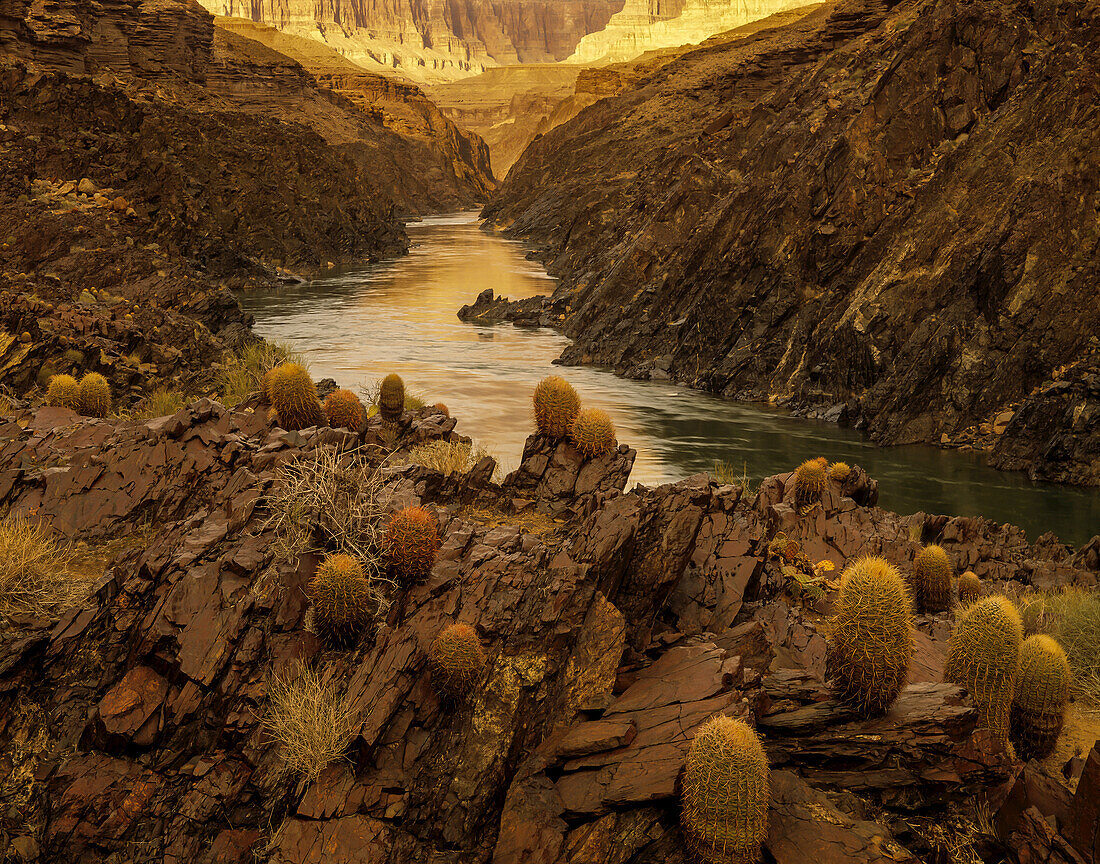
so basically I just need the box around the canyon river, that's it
[241,212,1100,547]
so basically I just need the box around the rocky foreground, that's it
[0,391,1097,862]
[482,0,1100,485]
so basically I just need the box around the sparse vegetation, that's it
[217,340,307,408]
[260,663,355,781]
[0,516,79,616]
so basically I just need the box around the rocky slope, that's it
[197,0,627,82]
[0,391,1097,862]
[483,0,1100,485]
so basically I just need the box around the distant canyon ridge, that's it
[195,0,808,83]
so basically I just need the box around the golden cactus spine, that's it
[268,363,323,431]
[324,389,364,430]
[957,571,981,606]
[792,458,827,511]
[382,506,440,583]
[428,623,486,697]
[569,408,616,458]
[379,374,405,423]
[532,375,580,437]
[681,715,769,864]
[912,544,953,613]
[943,595,1023,745]
[825,557,913,716]
[306,553,377,646]
[46,374,82,411]
[78,372,111,417]
[1010,634,1072,760]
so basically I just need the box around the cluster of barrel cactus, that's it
[531,376,616,458]
[428,623,486,697]
[912,544,953,613]
[825,557,913,716]
[267,362,324,430]
[681,715,770,864]
[307,553,378,647]
[46,374,82,411]
[324,388,364,431]
[47,372,112,417]
[791,457,828,511]
[382,506,440,583]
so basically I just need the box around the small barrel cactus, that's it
[379,373,405,422]
[428,623,486,697]
[828,461,851,483]
[382,506,440,583]
[792,457,827,511]
[324,388,364,430]
[681,715,770,864]
[826,557,913,716]
[532,375,580,437]
[569,407,616,458]
[268,362,323,431]
[78,372,111,418]
[958,571,981,606]
[944,595,1023,744]
[433,402,450,417]
[912,544,953,613]
[46,374,82,411]
[1011,634,1072,760]
[306,553,377,647]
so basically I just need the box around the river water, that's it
[240,212,1099,547]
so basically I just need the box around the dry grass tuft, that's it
[405,439,497,478]
[129,387,190,421]
[261,664,355,781]
[218,341,307,408]
[710,459,758,495]
[0,516,83,616]
[1043,587,1100,705]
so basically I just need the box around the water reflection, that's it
[240,212,1100,547]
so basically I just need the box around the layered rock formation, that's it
[197,0,627,82]
[0,390,1096,862]
[484,0,1100,484]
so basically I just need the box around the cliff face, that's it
[197,0,627,82]
[485,0,1100,485]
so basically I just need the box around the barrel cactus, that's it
[912,544,953,613]
[826,557,913,716]
[428,623,486,697]
[379,373,405,422]
[46,374,82,411]
[268,362,323,431]
[681,715,770,864]
[78,372,111,418]
[324,389,364,430]
[958,571,981,606]
[569,408,616,458]
[1011,634,1072,760]
[306,553,377,647]
[532,375,580,437]
[944,595,1023,744]
[382,506,440,583]
[792,457,827,510]
[827,461,851,483]
[433,402,450,417]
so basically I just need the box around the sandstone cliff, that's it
[484,0,1100,485]
[197,0,627,82]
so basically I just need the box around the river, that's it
[240,212,1100,547]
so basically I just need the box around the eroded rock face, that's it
[484,0,1100,484]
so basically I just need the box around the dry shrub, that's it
[130,387,190,421]
[406,439,495,478]
[261,664,354,781]
[218,341,307,408]
[0,516,79,616]
[1043,587,1100,706]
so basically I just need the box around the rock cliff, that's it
[484,0,1100,485]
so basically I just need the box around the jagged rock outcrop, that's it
[484,0,1100,485]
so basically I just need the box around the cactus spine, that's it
[944,595,1023,744]
[958,571,981,606]
[428,623,486,697]
[912,544,953,613]
[569,408,616,458]
[825,557,913,716]
[1010,634,1072,760]
[681,715,769,864]
[382,506,440,583]
[46,374,82,411]
[379,374,405,422]
[268,362,323,431]
[532,375,580,437]
[324,389,364,430]
[792,458,827,511]
[306,553,377,647]
[78,372,111,417]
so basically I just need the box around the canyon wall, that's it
[485,0,1100,485]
